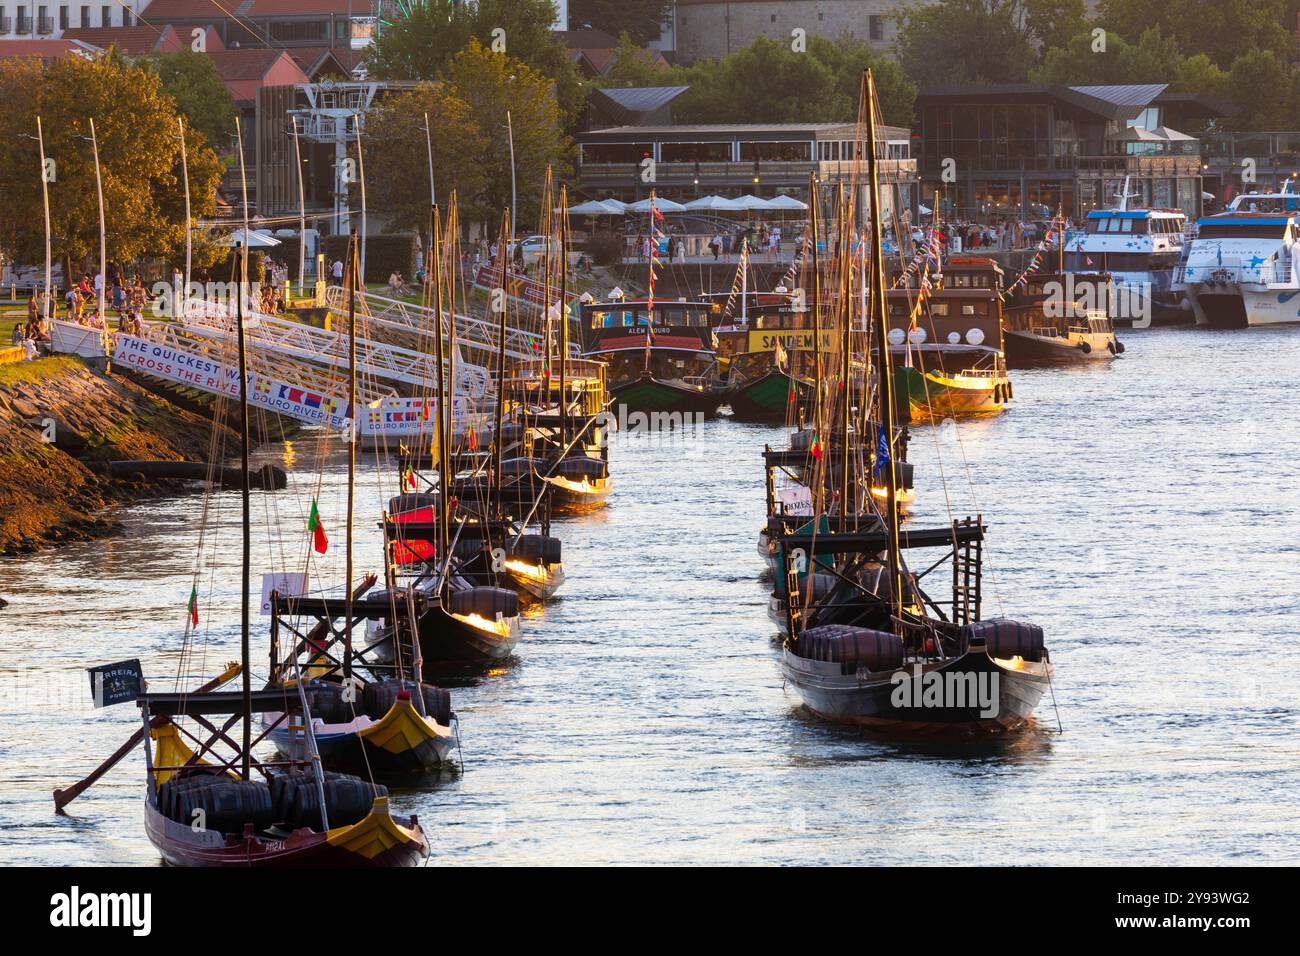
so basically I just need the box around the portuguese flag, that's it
[308,498,329,554]
[810,431,824,461]
[187,586,199,628]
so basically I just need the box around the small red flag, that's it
[187,586,199,628]
[308,498,328,554]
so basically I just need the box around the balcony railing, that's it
[16,15,31,34]
[37,15,54,35]
[0,15,12,33]
[578,158,916,189]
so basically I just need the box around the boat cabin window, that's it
[947,273,990,289]
[930,302,950,316]
[960,303,983,316]
[1197,223,1288,240]
[1088,217,1139,234]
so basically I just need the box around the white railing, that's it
[323,285,566,366]
[179,299,489,400]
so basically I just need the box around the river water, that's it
[2,326,1298,865]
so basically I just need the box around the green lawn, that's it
[0,354,84,388]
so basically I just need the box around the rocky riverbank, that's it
[0,357,235,555]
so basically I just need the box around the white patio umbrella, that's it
[918,204,933,215]
[730,194,775,211]
[221,227,281,248]
[764,194,808,211]
[684,194,741,212]
[624,197,687,214]
[567,199,615,215]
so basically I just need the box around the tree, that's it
[672,36,839,124]
[139,49,237,150]
[1224,49,1295,131]
[568,1,671,43]
[0,54,223,271]
[596,31,671,89]
[363,83,488,235]
[366,0,586,122]
[440,40,572,229]
[894,0,1038,86]
[1096,0,1294,70]
[806,35,917,129]
[1031,27,1182,86]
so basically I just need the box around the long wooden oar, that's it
[53,660,242,812]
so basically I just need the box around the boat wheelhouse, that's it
[886,257,1012,419]
[577,297,724,416]
[1174,183,1300,328]
[1065,206,1188,325]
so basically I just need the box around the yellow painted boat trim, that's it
[326,796,421,859]
[356,695,448,755]
[150,722,234,786]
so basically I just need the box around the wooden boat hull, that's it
[505,562,566,602]
[612,374,721,417]
[143,796,429,867]
[543,474,612,513]
[416,602,521,672]
[1004,328,1118,366]
[727,369,812,422]
[894,364,1007,421]
[264,714,458,777]
[781,647,1051,732]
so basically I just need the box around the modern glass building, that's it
[915,83,1229,221]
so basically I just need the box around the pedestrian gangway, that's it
[321,285,574,369]
[51,317,474,442]
[179,299,490,401]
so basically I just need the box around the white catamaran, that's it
[1174,180,1300,328]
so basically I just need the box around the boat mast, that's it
[837,182,852,530]
[493,208,511,507]
[863,70,903,633]
[558,185,569,440]
[343,230,358,682]
[235,120,253,779]
[431,206,450,576]
[808,171,822,446]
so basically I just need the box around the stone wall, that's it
[675,0,909,63]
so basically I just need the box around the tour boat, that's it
[1001,271,1123,365]
[1064,178,1190,326]
[577,296,725,416]
[1175,182,1300,328]
[885,262,1012,420]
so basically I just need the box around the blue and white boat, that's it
[1065,179,1189,326]
[1174,182,1300,328]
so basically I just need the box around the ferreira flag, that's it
[187,586,199,628]
[874,428,891,480]
[308,498,329,554]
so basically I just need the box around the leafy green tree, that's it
[596,31,671,88]
[806,35,917,128]
[1095,0,1294,69]
[366,0,586,122]
[1224,49,1295,131]
[1031,27,1182,85]
[363,83,488,235]
[440,40,572,229]
[139,49,237,150]
[0,54,223,270]
[568,1,670,43]
[894,0,1038,86]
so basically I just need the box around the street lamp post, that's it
[33,119,52,322]
[178,117,191,318]
[88,118,106,323]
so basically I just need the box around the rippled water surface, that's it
[2,327,1298,865]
